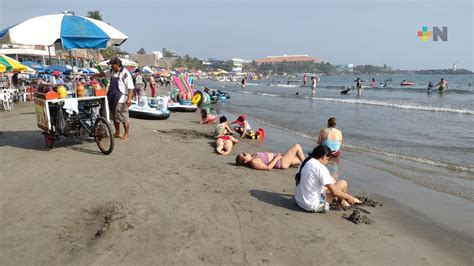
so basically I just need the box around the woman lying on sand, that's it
[235,144,305,171]
[215,116,238,155]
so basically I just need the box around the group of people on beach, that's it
[201,111,361,212]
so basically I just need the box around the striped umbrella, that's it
[0,13,127,50]
[0,55,27,72]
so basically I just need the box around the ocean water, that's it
[196,74,474,176]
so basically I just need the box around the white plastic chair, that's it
[1,89,11,111]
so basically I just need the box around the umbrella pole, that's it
[70,50,77,97]
[47,46,52,65]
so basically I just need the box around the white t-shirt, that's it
[294,158,335,211]
[106,68,134,103]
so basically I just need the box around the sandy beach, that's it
[0,91,472,265]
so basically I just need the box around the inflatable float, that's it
[129,96,171,120]
[400,81,416,86]
[168,97,198,112]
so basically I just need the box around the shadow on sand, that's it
[250,189,305,212]
[0,130,98,154]
[0,130,50,151]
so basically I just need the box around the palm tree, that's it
[86,10,102,21]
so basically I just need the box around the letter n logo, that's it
[433,26,448,42]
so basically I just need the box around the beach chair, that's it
[1,89,12,111]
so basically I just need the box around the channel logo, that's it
[417,26,448,42]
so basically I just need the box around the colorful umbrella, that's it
[0,55,27,72]
[0,13,127,50]
[0,64,5,72]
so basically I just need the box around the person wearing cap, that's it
[294,145,361,212]
[93,57,135,140]
[231,115,252,138]
[50,71,59,84]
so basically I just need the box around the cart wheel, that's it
[44,131,55,149]
[93,117,114,155]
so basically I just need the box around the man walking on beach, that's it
[93,57,134,140]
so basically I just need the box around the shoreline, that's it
[217,108,474,242]
[0,94,472,264]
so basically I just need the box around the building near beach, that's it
[255,54,321,65]
[0,44,100,67]
[334,63,355,72]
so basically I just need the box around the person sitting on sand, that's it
[295,145,361,212]
[214,116,235,136]
[200,109,217,124]
[215,116,238,155]
[232,115,252,138]
[235,144,305,171]
[317,117,343,157]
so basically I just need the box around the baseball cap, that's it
[232,115,246,124]
[108,57,122,65]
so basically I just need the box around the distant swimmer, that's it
[370,78,376,88]
[435,78,448,91]
[296,92,299,95]
[427,81,434,93]
[355,77,362,96]
[303,73,307,86]
[241,77,247,88]
[340,87,350,95]
[311,76,317,96]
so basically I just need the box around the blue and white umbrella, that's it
[0,13,127,50]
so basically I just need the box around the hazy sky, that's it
[1,0,472,70]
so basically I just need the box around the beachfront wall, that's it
[255,55,322,65]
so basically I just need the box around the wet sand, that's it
[0,99,472,265]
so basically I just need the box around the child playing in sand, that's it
[231,115,253,138]
[200,109,217,124]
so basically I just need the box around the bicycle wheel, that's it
[43,131,55,149]
[93,117,114,155]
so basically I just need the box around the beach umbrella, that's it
[99,58,138,67]
[21,60,46,70]
[0,13,128,50]
[142,66,154,74]
[46,64,72,73]
[0,55,27,72]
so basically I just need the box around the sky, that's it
[1,0,473,70]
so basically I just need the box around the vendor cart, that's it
[34,89,114,155]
